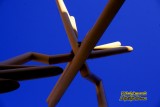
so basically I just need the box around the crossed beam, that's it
[47,0,132,107]
[0,0,133,106]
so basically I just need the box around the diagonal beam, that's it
[47,0,125,106]
[47,0,107,106]
[0,52,49,65]
[47,0,108,106]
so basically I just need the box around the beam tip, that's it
[126,46,133,51]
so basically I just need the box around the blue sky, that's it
[0,0,160,107]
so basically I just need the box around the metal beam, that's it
[47,0,125,106]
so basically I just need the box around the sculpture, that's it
[0,0,133,107]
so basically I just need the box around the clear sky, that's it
[0,0,160,107]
